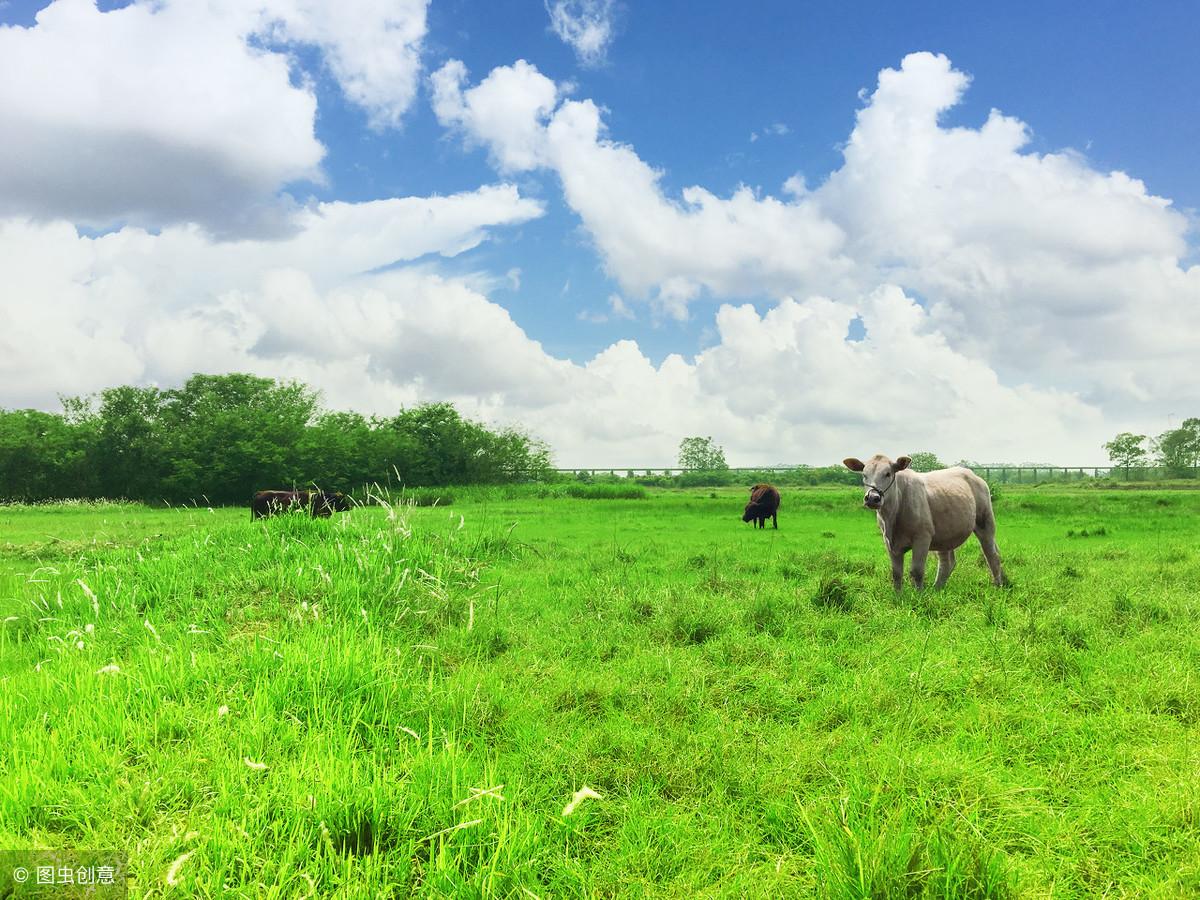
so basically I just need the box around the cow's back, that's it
[749,484,780,511]
[919,467,982,550]
[253,489,308,518]
[252,490,287,519]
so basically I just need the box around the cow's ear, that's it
[843,458,865,472]
[894,456,911,472]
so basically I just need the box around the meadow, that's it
[1,485,1198,898]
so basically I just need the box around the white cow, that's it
[842,454,1007,591]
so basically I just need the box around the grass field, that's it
[1,486,1198,898]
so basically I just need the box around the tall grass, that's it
[362,481,648,505]
[2,487,1199,896]
[0,508,534,896]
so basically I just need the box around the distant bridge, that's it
[554,466,1198,482]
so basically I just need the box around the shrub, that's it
[562,483,647,500]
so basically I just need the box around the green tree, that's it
[0,409,92,500]
[1103,432,1149,468]
[1154,418,1200,473]
[92,385,167,499]
[678,436,728,471]
[386,403,553,485]
[488,427,553,482]
[387,403,479,485]
[0,374,557,502]
[158,374,320,503]
[296,411,378,490]
[907,451,946,472]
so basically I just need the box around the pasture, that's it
[1,486,1198,897]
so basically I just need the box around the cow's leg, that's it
[772,512,778,529]
[933,549,956,588]
[889,550,905,592]
[975,522,1007,586]
[910,536,931,590]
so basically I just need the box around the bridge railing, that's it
[551,466,1199,482]
[552,466,801,477]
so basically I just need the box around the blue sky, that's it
[0,0,1197,464]
[310,0,1200,363]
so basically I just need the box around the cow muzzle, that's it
[864,489,883,509]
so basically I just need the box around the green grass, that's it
[1,487,1198,897]
[363,481,648,508]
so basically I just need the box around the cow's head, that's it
[843,454,910,510]
[742,503,759,523]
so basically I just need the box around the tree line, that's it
[1103,419,1200,472]
[0,374,552,504]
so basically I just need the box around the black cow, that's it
[742,483,781,529]
[251,490,350,519]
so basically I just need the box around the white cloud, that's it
[0,185,543,407]
[431,59,560,173]
[0,210,1109,465]
[544,99,854,316]
[0,0,430,235]
[750,122,789,142]
[608,294,635,320]
[525,287,1106,466]
[817,52,1200,403]
[546,0,616,67]
[576,294,634,324]
[431,62,855,316]
[432,53,1200,415]
[3,33,1194,467]
[0,0,321,234]
[253,0,430,130]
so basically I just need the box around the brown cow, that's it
[842,454,1005,591]
[743,483,781,529]
[251,490,350,520]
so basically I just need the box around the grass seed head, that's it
[165,851,193,887]
[563,785,603,816]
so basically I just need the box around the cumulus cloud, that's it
[253,0,430,130]
[818,52,1200,402]
[512,286,1106,465]
[0,209,1108,464]
[0,0,429,235]
[432,52,1200,412]
[546,0,616,67]
[3,33,1194,466]
[0,185,543,407]
[431,60,854,317]
[544,100,855,318]
[431,59,560,173]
